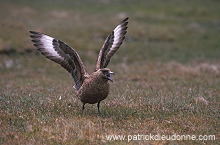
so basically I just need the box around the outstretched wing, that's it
[95,17,129,71]
[29,31,88,90]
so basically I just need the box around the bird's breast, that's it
[77,76,110,104]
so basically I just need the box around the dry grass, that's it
[0,55,219,144]
[0,0,220,144]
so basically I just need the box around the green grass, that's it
[0,0,220,144]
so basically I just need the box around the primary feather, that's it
[30,31,88,90]
[95,17,129,70]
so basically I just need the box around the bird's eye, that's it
[101,70,108,74]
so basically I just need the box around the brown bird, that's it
[29,17,129,113]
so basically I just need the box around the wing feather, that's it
[29,31,88,90]
[95,17,129,70]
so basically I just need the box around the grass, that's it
[0,0,220,144]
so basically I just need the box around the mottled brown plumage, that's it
[78,68,112,112]
[29,17,129,113]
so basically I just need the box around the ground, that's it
[0,0,219,144]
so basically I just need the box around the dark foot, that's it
[82,103,85,113]
[97,101,101,114]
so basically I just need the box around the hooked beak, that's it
[107,71,115,82]
[110,71,115,75]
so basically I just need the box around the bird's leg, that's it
[97,101,101,114]
[82,103,85,113]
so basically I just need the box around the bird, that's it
[29,17,129,113]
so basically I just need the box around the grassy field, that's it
[0,0,220,144]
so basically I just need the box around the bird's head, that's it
[99,68,115,82]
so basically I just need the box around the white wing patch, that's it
[41,35,63,60]
[111,24,123,50]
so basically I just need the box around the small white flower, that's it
[59,96,62,100]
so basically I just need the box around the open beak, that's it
[110,71,115,75]
[108,71,115,82]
